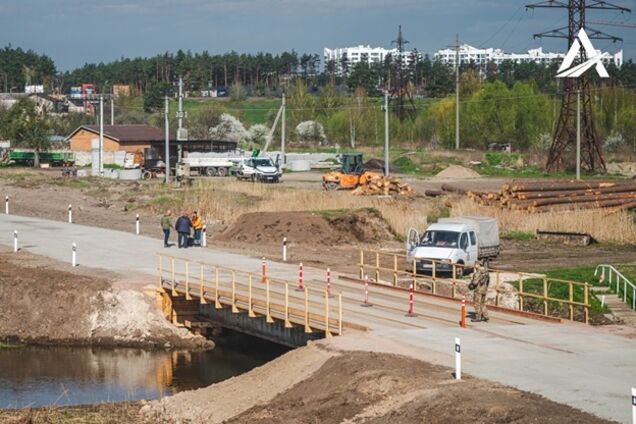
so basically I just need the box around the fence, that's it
[359,249,591,324]
[595,264,635,310]
[157,253,343,337]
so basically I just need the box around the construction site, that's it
[1,0,636,423]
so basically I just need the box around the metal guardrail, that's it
[157,253,343,337]
[359,249,591,324]
[595,264,636,310]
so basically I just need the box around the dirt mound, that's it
[218,209,395,246]
[364,158,399,173]
[433,164,481,179]
[232,350,611,424]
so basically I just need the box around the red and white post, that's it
[282,237,287,262]
[261,257,267,284]
[361,275,372,307]
[326,268,332,297]
[296,262,304,291]
[406,283,415,316]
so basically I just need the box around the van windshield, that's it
[253,158,274,167]
[420,230,460,248]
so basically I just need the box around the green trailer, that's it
[7,150,75,167]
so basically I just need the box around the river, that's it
[0,332,288,408]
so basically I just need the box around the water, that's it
[0,332,288,408]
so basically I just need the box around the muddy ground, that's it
[2,169,634,274]
[2,346,614,423]
[0,249,212,349]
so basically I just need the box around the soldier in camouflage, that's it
[468,261,490,322]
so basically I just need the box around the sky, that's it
[0,0,634,71]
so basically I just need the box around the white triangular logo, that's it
[556,28,609,78]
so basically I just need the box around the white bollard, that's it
[601,295,605,308]
[72,242,77,267]
[13,230,17,253]
[455,337,461,380]
[135,214,140,235]
[5,196,8,215]
[68,204,73,223]
[632,387,636,424]
[202,225,207,247]
[282,237,287,262]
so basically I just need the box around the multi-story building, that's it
[433,44,623,69]
[324,45,419,75]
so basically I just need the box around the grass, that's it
[453,197,636,245]
[0,341,24,349]
[500,230,535,241]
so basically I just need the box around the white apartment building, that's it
[324,45,419,75]
[433,44,623,68]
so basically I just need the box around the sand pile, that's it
[433,165,481,180]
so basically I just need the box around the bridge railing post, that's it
[584,283,589,325]
[214,267,221,309]
[495,271,501,306]
[304,287,312,333]
[359,250,364,280]
[248,274,256,317]
[375,252,380,284]
[393,255,398,287]
[568,282,574,320]
[171,258,177,297]
[284,282,292,328]
[338,292,343,335]
[266,279,274,323]
[158,255,163,291]
[185,261,191,300]
[518,277,524,311]
[200,263,206,304]
[324,290,332,337]
[231,271,239,313]
[412,258,417,290]
[542,278,548,316]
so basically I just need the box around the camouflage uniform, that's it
[470,267,490,321]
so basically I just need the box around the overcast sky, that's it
[1,0,633,71]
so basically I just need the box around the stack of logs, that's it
[463,180,636,213]
[352,175,413,196]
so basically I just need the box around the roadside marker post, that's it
[601,295,605,308]
[5,196,8,215]
[460,297,467,328]
[261,257,267,284]
[406,283,416,317]
[631,387,635,424]
[327,268,334,298]
[72,242,77,267]
[202,225,207,247]
[361,274,373,307]
[296,262,304,291]
[13,230,17,253]
[135,214,140,235]
[282,237,287,262]
[455,337,462,380]
[68,204,73,224]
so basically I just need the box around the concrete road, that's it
[2,213,635,423]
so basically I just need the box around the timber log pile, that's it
[352,175,414,196]
[463,180,636,213]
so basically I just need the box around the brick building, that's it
[67,125,166,153]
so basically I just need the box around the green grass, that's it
[0,341,24,349]
[501,230,535,241]
[182,97,281,125]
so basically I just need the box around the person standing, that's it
[160,210,173,248]
[175,211,192,249]
[191,211,203,247]
[469,261,490,322]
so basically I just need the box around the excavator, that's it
[322,153,382,191]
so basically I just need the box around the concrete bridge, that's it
[1,213,636,423]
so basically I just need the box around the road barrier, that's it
[157,254,343,337]
[358,249,591,324]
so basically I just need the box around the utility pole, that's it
[281,93,286,164]
[110,97,114,125]
[455,33,460,150]
[165,96,170,184]
[576,89,581,180]
[99,95,104,176]
[177,77,185,162]
[384,91,389,177]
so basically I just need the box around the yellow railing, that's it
[359,249,590,324]
[158,253,343,336]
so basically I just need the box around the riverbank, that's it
[1,343,614,423]
[0,249,212,350]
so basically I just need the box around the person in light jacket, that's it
[191,211,203,246]
[160,210,172,248]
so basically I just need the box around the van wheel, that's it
[456,262,465,278]
[205,167,217,176]
[217,167,228,177]
[142,170,152,180]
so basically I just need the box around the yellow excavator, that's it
[322,153,382,191]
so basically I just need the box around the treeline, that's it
[0,46,56,92]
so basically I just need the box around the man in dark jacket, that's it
[175,211,192,249]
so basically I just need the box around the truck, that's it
[234,156,282,183]
[406,216,500,277]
